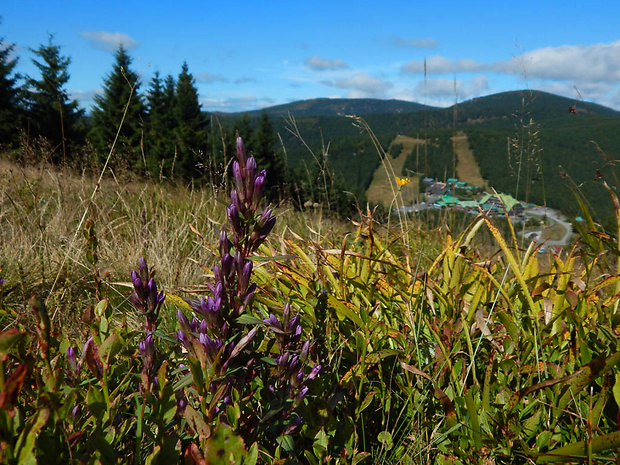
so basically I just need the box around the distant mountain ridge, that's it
[215,98,435,119]
[216,90,620,121]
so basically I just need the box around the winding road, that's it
[520,206,573,247]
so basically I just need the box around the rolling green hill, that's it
[216,98,435,119]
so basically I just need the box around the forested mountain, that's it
[217,98,435,119]
[220,90,620,222]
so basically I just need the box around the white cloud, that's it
[412,76,489,105]
[197,73,228,84]
[402,56,488,75]
[200,95,276,112]
[390,37,438,49]
[70,88,101,102]
[495,40,620,82]
[305,56,349,71]
[233,76,257,85]
[330,73,393,98]
[81,31,138,51]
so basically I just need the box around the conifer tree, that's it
[145,72,177,178]
[252,111,287,201]
[0,26,23,146]
[89,44,145,169]
[24,35,85,163]
[235,113,253,146]
[221,114,253,165]
[174,62,207,178]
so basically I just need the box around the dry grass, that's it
[0,159,227,330]
[0,157,356,329]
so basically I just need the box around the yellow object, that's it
[396,176,410,187]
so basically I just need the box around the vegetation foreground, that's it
[3,137,620,464]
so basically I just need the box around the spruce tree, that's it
[174,62,207,178]
[222,114,253,165]
[0,26,23,147]
[235,113,253,145]
[252,111,287,201]
[24,35,85,163]
[89,44,145,170]
[145,72,177,178]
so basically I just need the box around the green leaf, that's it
[0,329,26,358]
[183,405,210,439]
[377,431,393,451]
[172,372,194,392]
[313,428,328,458]
[327,295,363,327]
[99,333,123,363]
[352,452,372,464]
[16,408,50,465]
[204,423,246,464]
[613,373,620,407]
[145,445,160,465]
[162,292,192,312]
[87,385,106,419]
[159,382,177,425]
[244,442,258,465]
[537,430,620,462]
[276,434,295,454]
[94,299,108,318]
[356,390,375,415]
[236,314,264,325]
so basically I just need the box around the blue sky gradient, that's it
[3,0,620,112]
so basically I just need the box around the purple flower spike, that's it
[282,303,291,326]
[294,385,309,406]
[177,309,192,334]
[252,173,266,204]
[176,330,192,354]
[131,270,143,290]
[190,317,199,333]
[139,332,155,371]
[232,160,244,193]
[264,314,282,330]
[226,204,241,232]
[238,261,253,293]
[291,369,305,388]
[129,258,165,331]
[67,346,79,376]
[300,340,310,363]
[219,230,230,257]
[138,257,148,274]
[236,136,247,166]
[246,156,257,181]
[308,364,322,381]
[287,315,300,332]
[283,416,303,435]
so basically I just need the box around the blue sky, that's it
[3,0,620,113]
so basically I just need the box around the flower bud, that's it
[307,364,322,381]
[236,136,247,166]
[177,310,192,334]
[300,340,310,364]
[67,346,79,376]
[139,333,155,371]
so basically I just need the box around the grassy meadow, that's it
[2,129,620,465]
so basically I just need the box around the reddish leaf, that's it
[0,364,28,415]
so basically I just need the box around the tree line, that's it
[0,30,288,198]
